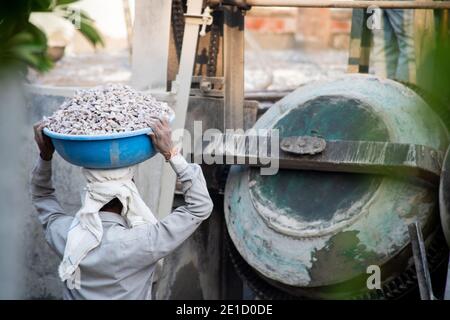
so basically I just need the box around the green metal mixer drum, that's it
[224,75,449,299]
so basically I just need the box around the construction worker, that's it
[30,118,213,299]
[371,7,416,83]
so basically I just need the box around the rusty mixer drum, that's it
[224,74,449,299]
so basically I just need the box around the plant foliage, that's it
[0,0,103,74]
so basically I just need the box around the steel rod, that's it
[408,222,435,300]
[157,0,204,217]
[224,5,245,130]
[215,0,450,9]
[193,134,443,184]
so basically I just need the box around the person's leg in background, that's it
[386,9,416,83]
[371,9,400,79]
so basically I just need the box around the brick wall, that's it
[246,8,352,49]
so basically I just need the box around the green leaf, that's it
[0,1,57,73]
[57,6,94,23]
[4,32,34,47]
[75,9,95,23]
[26,22,49,47]
[58,7,104,47]
[0,10,31,38]
[56,0,79,5]
[1,41,53,72]
[30,0,55,12]
[5,23,52,72]
[77,19,105,47]
[11,43,46,54]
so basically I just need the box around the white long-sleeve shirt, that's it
[30,155,213,300]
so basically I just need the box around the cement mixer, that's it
[223,74,449,299]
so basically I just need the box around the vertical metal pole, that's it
[223,5,245,130]
[445,259,450,300]
[221,5,245,300]
[157,0,204,217]
[408,222,435,300]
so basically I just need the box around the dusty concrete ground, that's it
[245,48,348,91]
[28,51,132,87]
[29,48,348,92]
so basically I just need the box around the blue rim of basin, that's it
[43,127,152,140]
[43,113,175,140]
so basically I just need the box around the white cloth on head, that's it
[58,165,158,282]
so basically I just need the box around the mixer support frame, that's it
[409,222,436,300]
[196,133,444,184]
[208,0,450,10]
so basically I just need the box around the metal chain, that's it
[171,0,186,61]
[207,22,221,76]
[172,1,220,77]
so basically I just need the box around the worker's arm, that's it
[30,123,72,257]
[136,154,213,263]
[129,118,213,264]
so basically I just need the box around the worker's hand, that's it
[33,122,54,161]
[148,117,175,161]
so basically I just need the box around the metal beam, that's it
[210,0,450,9]
[223,5,245,130]
[408,222,435,300]
[196,134,443,184]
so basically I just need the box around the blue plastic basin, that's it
[44,114,175,169]
[43,127,158,169]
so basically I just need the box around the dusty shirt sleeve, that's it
[30,157,73,257]
[127,155,214,265]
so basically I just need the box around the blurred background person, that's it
[371,8,417,84]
